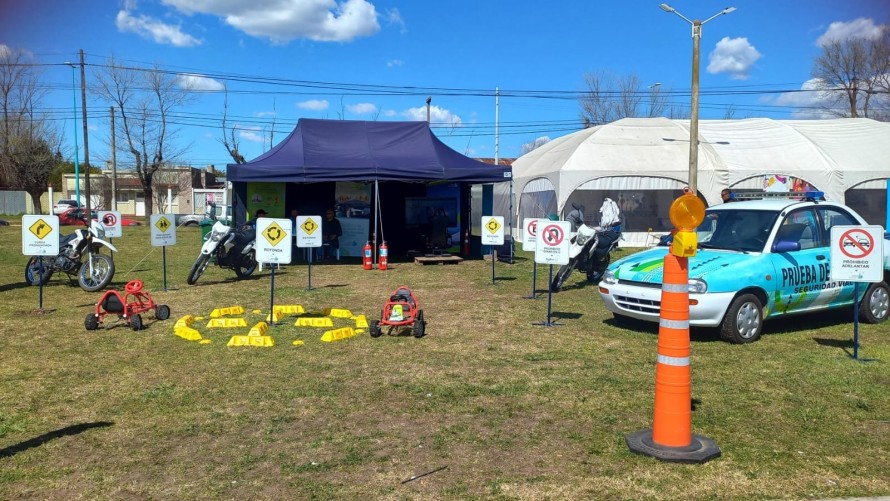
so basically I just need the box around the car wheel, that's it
[859,281,889,324]
[719,293,763,344]
[184,221,198,227]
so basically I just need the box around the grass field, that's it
[1,221,888,499]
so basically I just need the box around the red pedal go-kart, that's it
[369,286,426,338]
[85,279,170,331]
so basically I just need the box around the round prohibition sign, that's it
[526,219,538,237]
[839,229,874,259]
[102,213,117,226]
[541,224,564,246]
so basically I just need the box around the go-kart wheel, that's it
[369,320,381,338]
[85,313,99,331]
[413,310,426,338]
[155,304,171,320]
[130,314,144,331]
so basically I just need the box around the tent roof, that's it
[227,118,510,184]
[512,117,890,209]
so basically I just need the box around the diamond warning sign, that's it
[263,221,287,246]
[256,218,292,264]
[300,218,318,235]
[150,214,176,247]
[481,216,504,246]
[29,218,53,239]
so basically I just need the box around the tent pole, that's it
[373,179,379,265]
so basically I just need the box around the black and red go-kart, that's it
[85,279,170,331]
[369,286,426,338]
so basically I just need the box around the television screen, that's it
[405,197,457,227]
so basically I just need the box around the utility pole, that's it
[110,107,117,211]
[426,96,431,123]
[79,49,91,213]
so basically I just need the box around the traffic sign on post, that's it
[256,217,292,264]
[481,216,504,246]
[150,214,177,247]
[830,225,884,282]
[296,215,322,249]
[98,210,122,238]
[522,217,539,251]
[534,221,570,265]
[22,215,60,256]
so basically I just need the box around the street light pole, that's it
[659,3,736,195]
[65,62,81,206]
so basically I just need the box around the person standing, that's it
[321,208,342,261]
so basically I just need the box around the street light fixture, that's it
[659,4,736,194]
[64,62,81,207]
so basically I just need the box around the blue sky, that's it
[1,0,888,171]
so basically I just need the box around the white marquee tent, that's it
[512,117,890,247]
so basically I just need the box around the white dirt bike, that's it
[186,221,258,285]
[25,220,117,292]
[550,224,621,292]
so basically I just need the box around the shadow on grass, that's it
[603,316,724,343]
[0,421,114,459]
[813,337,854,357]
[551,311,583,320]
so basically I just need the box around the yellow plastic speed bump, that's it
[207,318,248,328]
[324,308,353,318]
[356,329,365,334]
[274,304,305,315]
[354,315,369,328]
[249,322,269,337]
[265,311,282,323]
[175,326,203,341]
[199,339,212,345]
[210,306,245,318]
[174,315,195,328]
[252,309,262,314]
[194,316,205,320]
[295,317,334,328]
[227,335,274,347]
[320,327,357,342]
[292,340,305,346]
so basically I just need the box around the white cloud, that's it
[297,99,329,111]
[707,36,761,80]
[521,136,551,155]
[773,78,838,119]
[386,8,406,33]
[240,129,264,143]
[162,0,381,44]
[817,18,885,47]
[382,109,397,117]
[402,105,462,126]
[386,59,403,68]
[116,9,202,47]
[176,73,224,91]
[256,111,277,118]
[346,102,377,114]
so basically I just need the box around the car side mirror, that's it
[772,240,801,253]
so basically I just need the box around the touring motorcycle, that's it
[186,221,258,285]
[25,220,117,292]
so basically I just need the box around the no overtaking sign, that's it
[830,225,884,282]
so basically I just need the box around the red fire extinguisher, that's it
[463,230,470,256]
[362,241,372,270]
[378,241,388,270]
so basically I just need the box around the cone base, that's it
[625,429,720,464]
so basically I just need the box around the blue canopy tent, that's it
[227,118,511,257]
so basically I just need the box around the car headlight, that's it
[602,269,617,285]
[688,278,708,294]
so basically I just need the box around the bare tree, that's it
[151,165,189,213]
[579,71,672,127]
[220,85,245,164]
[812,30,890,120]
[0,45,59,213]
[94,57,190,216]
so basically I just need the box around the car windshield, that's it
[696,208,780,253]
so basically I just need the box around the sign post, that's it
[23,215,60,312]
[522,217,539,299]
[533,220,570,327]
[97,210,122,242]
[296,215,322,290]
[256,217,292,325]
[830,225,884,361]
[482,216,504,284]
[150,214,177,291]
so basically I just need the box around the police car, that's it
[598,193,890,343]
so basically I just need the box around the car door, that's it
[769,207,829,315]
[812,205,861,308]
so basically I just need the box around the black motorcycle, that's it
[550,224,621,292]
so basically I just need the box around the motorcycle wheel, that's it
[586,255,611,284]
[550,262,576,292]
[25,256,54,286]
[78,253,115,292]
[187,254,212,285]
[234,250,258,279]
